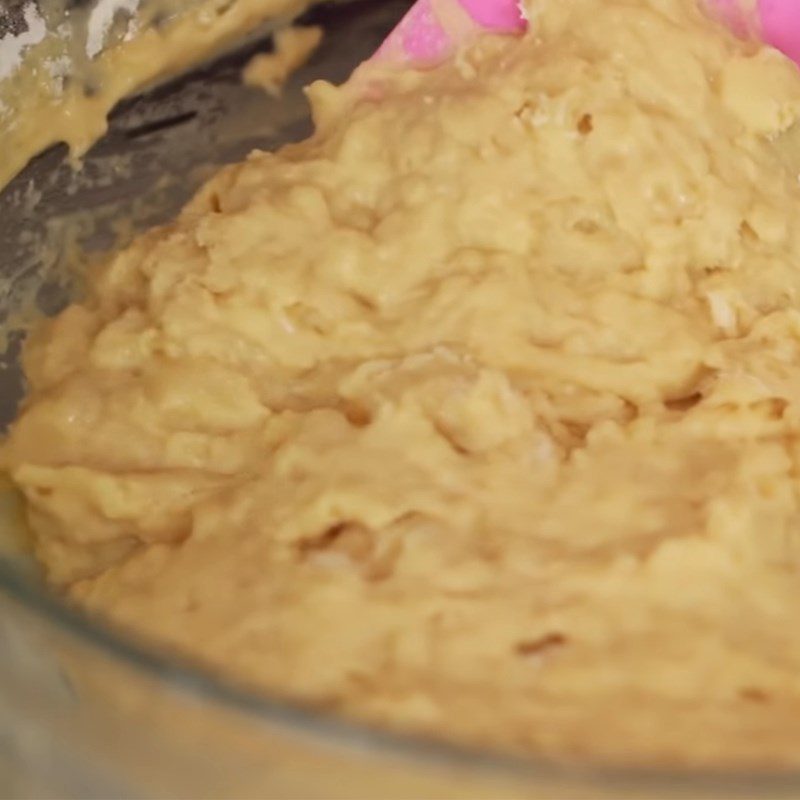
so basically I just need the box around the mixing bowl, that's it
[4,1,800,796]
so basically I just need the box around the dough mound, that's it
[8,0,800,766]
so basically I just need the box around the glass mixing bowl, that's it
[3,1,800,796]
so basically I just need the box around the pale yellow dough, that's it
[8,0,800,767]
[242,25,323,96]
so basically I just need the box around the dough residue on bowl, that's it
[7,0,800,767]
[0,0,310,189]
[242,24,322,96]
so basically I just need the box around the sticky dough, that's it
[8,0,800,767]
[242,24,322,95]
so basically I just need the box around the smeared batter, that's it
[0,0,308,188]
[7,0,800,766]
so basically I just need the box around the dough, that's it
[7,0,800,766]
[242,24,322,96]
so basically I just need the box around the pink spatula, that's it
[370,0,526,65]
[371,0,800,68]
[729,0,800,65]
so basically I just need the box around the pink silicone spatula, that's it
[722,0,800,64]
[371,0,800,68]
[371,0,526,65]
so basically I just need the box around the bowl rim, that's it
[4,558,800,798]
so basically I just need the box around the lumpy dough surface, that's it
[10,0,800,767]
